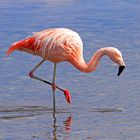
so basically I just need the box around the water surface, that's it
[0,0,140,139]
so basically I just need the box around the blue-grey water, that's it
[0,0,140,139]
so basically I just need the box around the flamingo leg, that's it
[29,59,71,104]
[52,63,57,112]
[29,59,64,91]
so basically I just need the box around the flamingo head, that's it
[107,47,125,76]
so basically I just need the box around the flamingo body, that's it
[7,28,83,64]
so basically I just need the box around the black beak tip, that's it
[117,66,125,76]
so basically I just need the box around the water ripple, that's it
[0,106,70,120]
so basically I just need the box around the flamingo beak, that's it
[117,65,125,76]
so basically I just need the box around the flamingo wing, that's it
[6,36,37,55]
[6,29,63,56]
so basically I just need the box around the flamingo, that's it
[6,28,125,109]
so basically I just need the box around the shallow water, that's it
[0,0,140,139]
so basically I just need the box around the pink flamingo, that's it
[7,28,125,109]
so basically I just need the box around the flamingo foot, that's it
[63,89,71,104]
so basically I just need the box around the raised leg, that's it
[29,59,71,104]
[29,59,55,87]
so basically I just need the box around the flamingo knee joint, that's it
[29,71,34,78]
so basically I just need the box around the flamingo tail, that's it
[6,37,36,55]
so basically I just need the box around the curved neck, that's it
[69,48,108,73]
